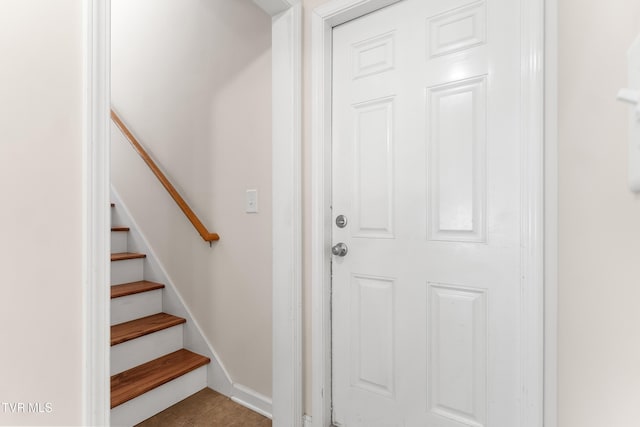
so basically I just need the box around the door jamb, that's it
[544,0,558,425]
[263,1,304,426]
[83,0,111,425]
[310,0,548,426]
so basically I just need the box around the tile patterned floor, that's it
[135,388,272,427]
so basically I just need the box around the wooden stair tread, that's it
[111,349,210,408]
[111,252,146,261]
[111,226,130,232]
[111,281,165,299]
[111,313,185,346]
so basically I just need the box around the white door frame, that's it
[310,0,548,426]
[83,0,111,424]
[256,1,304,425]
[84,0,303,425]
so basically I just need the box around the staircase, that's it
[110,203,210,426]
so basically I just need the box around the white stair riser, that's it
[111,258,144,285]
[110,366,207,427]
[111,290,162,325]
[111,325,184,375]
[111,231,128,253]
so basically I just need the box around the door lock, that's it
[335,214,348,228]
[331,242,348,257]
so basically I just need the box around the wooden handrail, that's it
[111,110,220,243]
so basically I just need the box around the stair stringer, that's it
[110,188,234,398]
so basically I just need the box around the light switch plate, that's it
[246,189,258,213]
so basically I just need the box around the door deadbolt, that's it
[336,214,348,228]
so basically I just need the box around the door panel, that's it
[351,274,396,398]
[427,283,487,426]
[427,76,486,243]
[331,0,522,426]
[352,97,395,238]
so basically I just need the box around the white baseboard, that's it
[231,383,273,419]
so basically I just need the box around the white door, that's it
[331,0,524,426]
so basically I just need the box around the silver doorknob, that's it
[331,242,348,257]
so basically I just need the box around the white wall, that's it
[0,0,84,425]
[558,1,640,426]
[110,0,273,398]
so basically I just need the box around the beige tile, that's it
[135,388,272,427]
